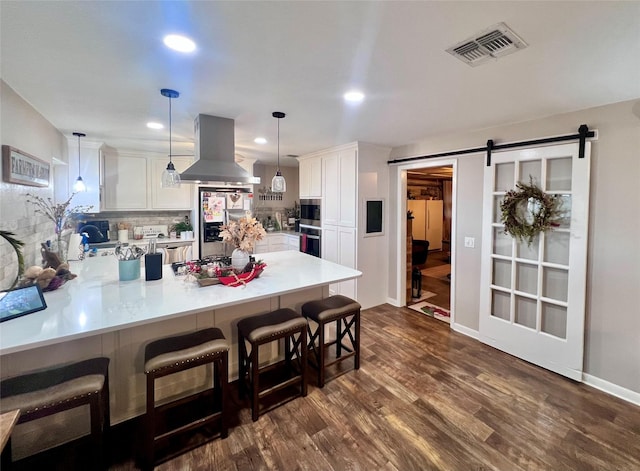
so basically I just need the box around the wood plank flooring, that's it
[15,303,640,470]
[414,250,451,310]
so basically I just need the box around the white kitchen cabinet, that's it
[299,156,322,199]
[299,141,391,309]
[407,199,443,250]
[322,148,356,227]
[253,233,292,254]
[103,154,147,210]
[150,157,193,210]
[95,154,194,211]
[67,137,103,212]
[287,234,300,251]
[322,224,356,298]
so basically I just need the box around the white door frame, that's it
[393,158,458,324]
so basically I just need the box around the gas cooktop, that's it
[171,255,254,276]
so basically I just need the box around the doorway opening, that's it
[405,164,454,323]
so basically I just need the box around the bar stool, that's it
[237,308,308,421]
[0,357,110,469]
[143,327,229,469]
[301,295,361,387]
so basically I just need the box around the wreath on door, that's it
[500,179,561,246]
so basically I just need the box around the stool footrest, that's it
[154,410,223,443]
[258,375,305,400]
[153,389,221,416]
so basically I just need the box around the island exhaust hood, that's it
[179,114,260,185]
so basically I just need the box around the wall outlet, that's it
[464,237,475,248]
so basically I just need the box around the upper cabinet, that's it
[67,137,103,213]
[298,156,322,199]
[150,157,193,210]
[103,154,148,210]
[101,153,194,211]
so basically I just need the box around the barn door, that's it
[479,142,590,380]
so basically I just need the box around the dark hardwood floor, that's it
[14,304,640,470]
[414,249,451,310]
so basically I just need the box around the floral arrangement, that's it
[500,178,561,246]
[219,215,266,251]
[26,193,93,237]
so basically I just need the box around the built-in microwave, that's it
[300,199,321,227]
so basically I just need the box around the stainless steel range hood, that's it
[180,114,260,185]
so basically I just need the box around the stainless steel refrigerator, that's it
[199,187,253,257]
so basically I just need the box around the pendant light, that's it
[271,111,286,193]
[160,88,181,188]
[72,132,86,192]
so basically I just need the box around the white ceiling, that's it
[1,1,639,167]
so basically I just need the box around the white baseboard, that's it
[386,297,402,307]
[451,322,479,340]
[582,373,640,407]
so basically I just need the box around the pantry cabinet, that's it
[298,156,322,199]
[322,148,357,227]
[407,199,443,250]
[322,225,356,299]
[299,141,391,309]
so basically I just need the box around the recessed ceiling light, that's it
[344,90,365,103]
[163,34,196,53]
[254,137,267,145]
[147,122,164,130]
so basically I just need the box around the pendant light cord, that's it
[168,95,173,164]
[277,116,280,171]
[77,133,81,170]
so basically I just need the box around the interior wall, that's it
[388,98,640,394]
[0,80,66,288]
[356,142,391,310]
[252,163,299,216]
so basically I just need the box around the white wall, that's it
[387,99,640,395]
[0,80,67,288]
[357,142,391,310]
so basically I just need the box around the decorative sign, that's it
[2,145,50,187]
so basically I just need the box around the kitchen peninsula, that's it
[0,251,360,458]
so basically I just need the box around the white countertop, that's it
[0,251,361,355]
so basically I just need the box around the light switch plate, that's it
[464,237,475,248]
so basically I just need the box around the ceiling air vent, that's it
[446,22,527,67]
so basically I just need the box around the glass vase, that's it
[52,236,68,264]
[231,248,250,272]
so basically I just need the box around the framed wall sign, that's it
[364,198,384,237]
[2,145,50,187]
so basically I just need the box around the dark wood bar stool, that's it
[0,357,110,470]
[301,295,361,387]
[237,308,308,421]
[143,327,229,469]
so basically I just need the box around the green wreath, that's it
[500,179,561,246]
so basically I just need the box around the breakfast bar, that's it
[0,250,361,459]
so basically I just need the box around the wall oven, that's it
[300,199,321,227]
[299,225,321,258]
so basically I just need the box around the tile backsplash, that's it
[82,211,191,239]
